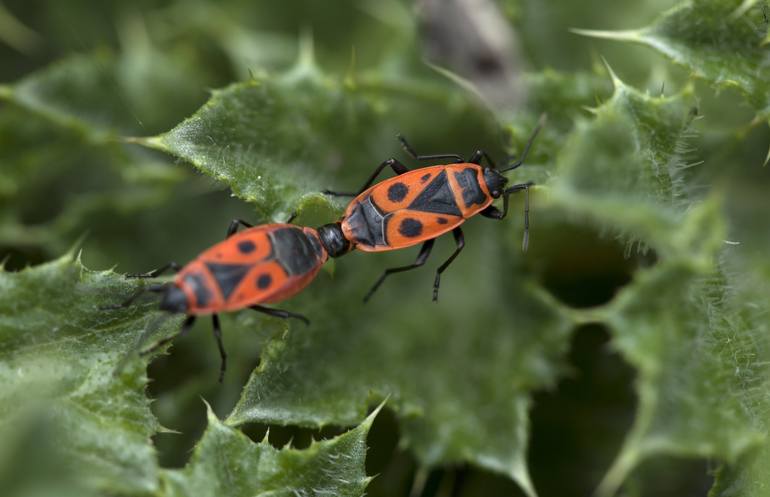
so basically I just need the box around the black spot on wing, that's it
[399,218,423,238]
[205,262,252,300]
[183,272,212,307]
[454,168,487,207]
[407,170,462,216]
[237,240,256,254]
[257,273,272,289]
[420,173,431,183]
[437,217,448,224]
[269,227,321,276]
[387,182,408,202]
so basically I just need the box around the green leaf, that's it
[134,78,333,217]
[535,69,770,495]
[134,54,501,216]
[160,403,377,497]
[0,48,221,267]
[0,46,218,137]
[596,253,767,496]
[226,233,572,497]
[545,68,699,255]
[6,2,770,495]
[711,443,770,497]
[573,0,770,120]
[0,254,180,494]
[0,411,100,497]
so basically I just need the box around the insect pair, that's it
[107,119,543,380]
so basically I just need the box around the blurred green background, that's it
[1,0,769,496]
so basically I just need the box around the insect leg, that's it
[250,305,310,326]
[363,239,435,303]
[398,134,464,163]
[432,228,465,302]
[126,262,181,279]
[140,315,196,357]
[324,157,411,198]
[211,314,227,383]
[226,219,254,238]
[480,200,507,220]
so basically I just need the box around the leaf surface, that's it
[0,254,178,494]
[573,0,770,121]
[160,404,376,497]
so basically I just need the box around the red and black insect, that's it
[324,116,545,302]
[107,219,350,381]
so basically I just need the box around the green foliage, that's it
[2,0,769,496]
[573,0,770,122]
[160,404,375,497]
[0,255,169,495]
[0,255,376,497]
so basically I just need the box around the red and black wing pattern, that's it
[176,224,327,314]
[342,163,493,252]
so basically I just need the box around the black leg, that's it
[363,239,435,302]
[226,219,253,238]
[211,314,227,383]
[127,262,181,279]
[250,305,310,326]
[501,113,546,172]
[467,149,498,168]
[140,315,196,357]
[481,182,532,251]
[480,198,507,220]
[100,283,166,310]
[398,134,464,163]
[433,228,465,302]
[285,211,298,224]
[324,157,411,198]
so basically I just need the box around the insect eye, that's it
[492,190,500,197]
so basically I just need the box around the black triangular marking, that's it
[205,262,252,300]
[407,170,462,216]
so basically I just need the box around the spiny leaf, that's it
[596,248,768,496]
[503,69,614,169]
[545,69,698,255]
[226,231,573,497]
[133,78,335,217]
[0,254,182,494]
[573,0,770,120]
[133,60,500,217]
[528,67,769,495]
[0,104,187,266]
[160,403,377,497]
[0,49,214,265]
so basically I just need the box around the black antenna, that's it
[501,113,547,172]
